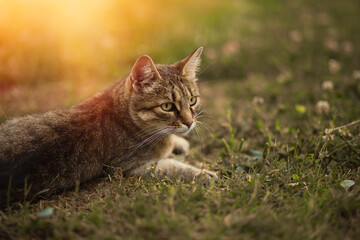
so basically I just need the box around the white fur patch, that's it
[138,111,153,121]
[176,122,196,136]
[141,84,155,93]
[128,158,218,181]
[172,135,190,154]
[156,159,218,180]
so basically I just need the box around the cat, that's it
[0,47,217,205]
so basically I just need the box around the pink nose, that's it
[185,120,193,128]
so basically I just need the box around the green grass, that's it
[1,0,360,239]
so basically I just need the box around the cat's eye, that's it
[161,102,174,111]
[189,96,197,106]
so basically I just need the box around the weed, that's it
[1,0,360,239]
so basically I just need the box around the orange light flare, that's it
[0,0,163,84]
[0,0,236,114]
[0,0,172,109]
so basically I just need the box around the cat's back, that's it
[1,111,63,143]
[0,107,106,188]
[0,86,124,170]
[0,106,102,161]
[0,111,72,166]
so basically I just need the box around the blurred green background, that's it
[0,0,359,115]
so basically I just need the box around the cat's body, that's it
[0,47,216,204]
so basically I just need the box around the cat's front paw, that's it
[194,169,218,183]
[172,135,190,155]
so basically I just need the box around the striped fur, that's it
[0,47,212,204]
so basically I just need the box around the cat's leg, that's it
[129,159,217,182]
[171,135,190,155]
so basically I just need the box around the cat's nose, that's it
[184,120,193,128]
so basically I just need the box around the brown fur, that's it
[0,47,214,205]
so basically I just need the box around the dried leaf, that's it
[340,180,355,191]
[250,150,263,159]
[37,207,54,217]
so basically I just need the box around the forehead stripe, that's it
[180,81,193,97]
[173,89,181,101]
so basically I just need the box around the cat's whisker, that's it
[195,112,211,120]
[126,127,173,159]
[198,122,212,139]
[127,125,165,141]
[196,120,213,132]
[192,124,204,150]
[195,110,205,118]
[188,124,205,152]
[146,133,171,152]
[131,128,169,149]
[192,122,210,152]
[198,61,216,77]
[198,126,206,150]
[196,115,211,122]
[196,108,210,115]
[198,80,217,90]
[127,128,164,144]
[196,109,216,121]
[141,128,173,156]
[198,114,216,121]
[199,123,209,151]
[125,131,163,159]
[126,124,173,146]
[196,114,205,120]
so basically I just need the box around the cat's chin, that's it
[174,123,196,136]
[175,131,190,137]
[174,128,190,136]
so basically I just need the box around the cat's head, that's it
[128,47,203,136]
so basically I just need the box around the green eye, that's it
[161,102,174,111]
[189,96,197,106]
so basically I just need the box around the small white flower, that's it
[322,128,335,142]
[316,100,330,114]
[324,128,333,134]
[338,128,352,137]
[252,96,264,105]
[328,59,341,74]
[319,150,329,159]
[321,81,334,90]
[324,38,339,51]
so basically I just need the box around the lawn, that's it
[1,0,360,239]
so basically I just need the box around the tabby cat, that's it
[0,47,216,204]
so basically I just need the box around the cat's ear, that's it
[130,55,162,92]
[175,46,203,80]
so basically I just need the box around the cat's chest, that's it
[141,135,173,160]
[156,137,174,159]
[133,134,173,160]
[114,135,173,172]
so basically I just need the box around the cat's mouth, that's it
[174,122,196,136]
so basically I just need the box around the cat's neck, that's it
[73,77,128,114]
[72,77,171,143]
[74,77,144,135]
